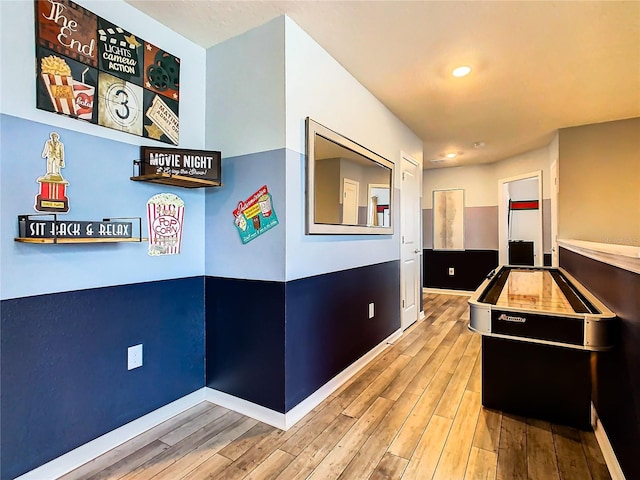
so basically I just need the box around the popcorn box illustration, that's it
[146,193,185,256]
[41,55,75,115]
[234,212,247,231]
[259,194,272,217]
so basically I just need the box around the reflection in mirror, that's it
[306,118,394,235]
[368,184,391,227]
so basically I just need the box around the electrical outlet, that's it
[368,303,375,318]
[448,267,455,276]
[127,344,143,370]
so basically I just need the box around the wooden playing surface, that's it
[495,269,576,313]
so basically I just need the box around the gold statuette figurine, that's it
[40,132,68,183]
[35,132,70,213]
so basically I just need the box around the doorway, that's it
[498,171,543,266]
[368,183,391,227]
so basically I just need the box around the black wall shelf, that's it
[15,214,146,244]
[130,172,221,188]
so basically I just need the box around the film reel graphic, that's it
[146,51,180,92]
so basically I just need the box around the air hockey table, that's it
[469,265,616,429]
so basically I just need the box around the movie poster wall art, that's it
[35,0,180,145]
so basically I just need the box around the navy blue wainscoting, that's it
[423,249,498,291]
[285,261,401,411]
[560,247,640,480]
[205,262,400,415]
[205,277,286,413]
[0,277,205,480]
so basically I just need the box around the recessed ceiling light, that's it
[452,66,471,77]
[473,141,486,149]
[445,152,457,159]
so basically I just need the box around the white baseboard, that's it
[16,329,402,479]
[205,388,286,429]
[592,403,626,480]
[205,328,403,430]
[423,287,473,296]
[282,328,402,429]
[15,388,206,480]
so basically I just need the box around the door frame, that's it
[498,171,543,266]
[367,183,390,226]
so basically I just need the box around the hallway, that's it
[59,293,611,480]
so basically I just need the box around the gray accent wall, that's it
[465,206,499,250]
[424,202,552,254]
[559,118,640,246]
[423,206,498,251]
[423,209,433,249]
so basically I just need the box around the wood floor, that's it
[59,293,611,480]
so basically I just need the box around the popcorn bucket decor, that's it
[146,193,185,256]
[259,194,272,217]
[41,56,76,115]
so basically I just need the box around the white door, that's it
[342,178,359,225]
[401,154,421,330]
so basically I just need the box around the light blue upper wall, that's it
[1,115,206,300]
[283,16,423,281]
[202,14,423,282]
[204,17,286,281]
[203,150,286,281]
[0,1,208,299]
[205,16,286,158]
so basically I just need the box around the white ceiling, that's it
[126,0,640,168]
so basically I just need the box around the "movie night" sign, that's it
[140,146,221,182]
